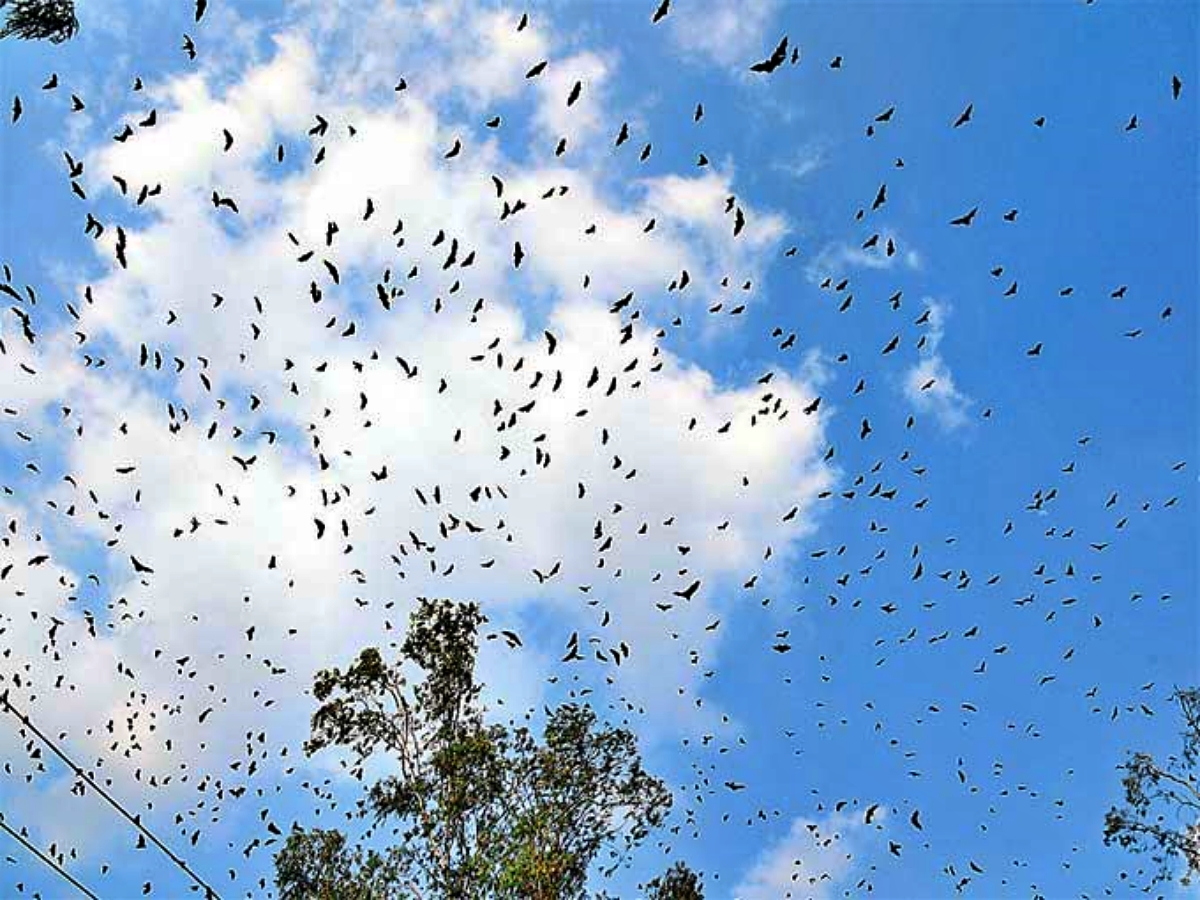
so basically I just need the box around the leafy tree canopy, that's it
[645,861,705,900]
[276,597,675,900]
[0,0,78,43]
[1105,687,1200,888]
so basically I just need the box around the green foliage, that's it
[1104,687,1200,887]
[277,597,673,900]
[0,0,78,43]
[645,861,705,900]
[274,828,410,900]
[498,703,672,898]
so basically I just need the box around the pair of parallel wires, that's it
[0,690,221,899]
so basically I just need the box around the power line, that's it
[0,814,100,899]
[0,691,222,900]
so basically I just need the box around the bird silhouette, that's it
[750,36,789,74]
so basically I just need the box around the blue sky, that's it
[0,1,1196,898]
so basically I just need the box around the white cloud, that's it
[773,144,828,182]
[415,4,552,109]
[903,299,973,431]
[734,808,882,900]
[805,230,920,284]
[667,0,781,70]
[531,50,613,147]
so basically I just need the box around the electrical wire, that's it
[0,814,100,899]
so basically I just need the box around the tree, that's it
[275,597,673,900]
[1105,687,1200,888]
[645,861,705,900]
[274,828,406,900]
[0,0,78,43]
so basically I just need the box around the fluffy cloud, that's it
[667,0,781,70]
[902,299,973,430]
[805,230,921,283]
[734,809,882,900]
